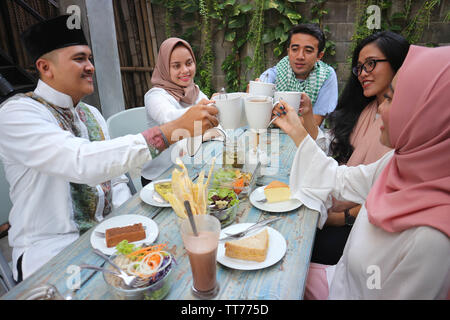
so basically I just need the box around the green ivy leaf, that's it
[274,46,283,57]
[229,15,245,28]
[274,25,284,40]
[225,31,236,42]
[262,29,275,44]
[265,0,279,10]
[286,12,302,24]
[287,0,306,2]
[224,0,236,6]
[239,3,253,13]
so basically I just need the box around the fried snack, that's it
[167,157,216,218]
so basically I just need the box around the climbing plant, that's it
[350,0,442,61]
[150,0,443,96]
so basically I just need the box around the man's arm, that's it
[312,67,338,126]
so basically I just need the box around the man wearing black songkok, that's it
[0,15,218,281]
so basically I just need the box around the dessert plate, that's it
[249,186,302,213]
[217,223,286,270]
[140,179,172,207]
[90,214,159,255]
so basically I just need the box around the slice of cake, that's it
[105,223,146,248]
[225,228,269,262]
[263,180,291,203]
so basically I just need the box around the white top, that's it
[0,80,153,280]
[142,87,208,179]
[290,136,450,299]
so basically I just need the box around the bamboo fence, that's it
[0,0,58,75]
[113,0,157,109]
[0,0,157,109]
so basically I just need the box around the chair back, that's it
[106,107,149,193]
[106,107,148,138]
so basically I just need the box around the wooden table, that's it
[1,130,319,300]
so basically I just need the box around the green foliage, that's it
[148,0,339,94]
[350,0,442,62]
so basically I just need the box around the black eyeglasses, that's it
[352,59,389,77]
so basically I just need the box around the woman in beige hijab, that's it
[142,38,214,187]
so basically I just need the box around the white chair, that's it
[106,107,149,193]
[0,161,16,292]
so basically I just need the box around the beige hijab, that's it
[347,100,392,166]
[151,37,199,105]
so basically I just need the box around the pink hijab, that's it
[151,37,199,105]
[366,45,450,237]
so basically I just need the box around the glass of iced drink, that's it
[180,214,221,299]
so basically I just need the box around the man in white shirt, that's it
[258,24,338,127]
[0,15,218,281]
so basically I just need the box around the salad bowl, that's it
[102,246,174,300]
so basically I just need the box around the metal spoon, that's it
[184,200,198,236]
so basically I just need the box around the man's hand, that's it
[159,99,219,144]
[298,92,319,139]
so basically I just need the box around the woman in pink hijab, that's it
[272,45,450,299]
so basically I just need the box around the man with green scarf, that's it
[258,24,338,127]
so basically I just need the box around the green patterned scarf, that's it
[275,56,331,106]
[26,93,112,234]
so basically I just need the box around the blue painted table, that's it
[1,130,319,300]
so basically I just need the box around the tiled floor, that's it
[0,233,13,297]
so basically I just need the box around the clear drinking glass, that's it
[180,214,221,299]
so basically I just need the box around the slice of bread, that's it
[224,228,269,262]
[105,223,146,248]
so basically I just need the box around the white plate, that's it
[140,179,172,207]
[249,186,302,213]
[217,223,286,270]
[90,214,159,255]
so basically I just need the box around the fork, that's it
[92,249,138,287]
[220,217,281,241]
[80,264,141,288]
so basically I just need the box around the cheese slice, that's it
[225,229,269,262]
[263,180,291,203]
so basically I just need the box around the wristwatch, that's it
[344,209,356,226]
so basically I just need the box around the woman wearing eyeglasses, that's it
[299,31,410,266]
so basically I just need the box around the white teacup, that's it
[212,94,243,129]
[274,91,301,114]
[225,92,249,127]
[244,96,279,130]
[248,81,275,97]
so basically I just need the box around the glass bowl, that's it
[102,252,174,300]
[207,189,239,228]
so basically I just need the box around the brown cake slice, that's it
[105,223,146,248]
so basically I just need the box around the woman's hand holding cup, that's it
[272,100,308,147]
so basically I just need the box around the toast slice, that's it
[224,228,269,262]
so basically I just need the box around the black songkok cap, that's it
[21,15,88,62]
